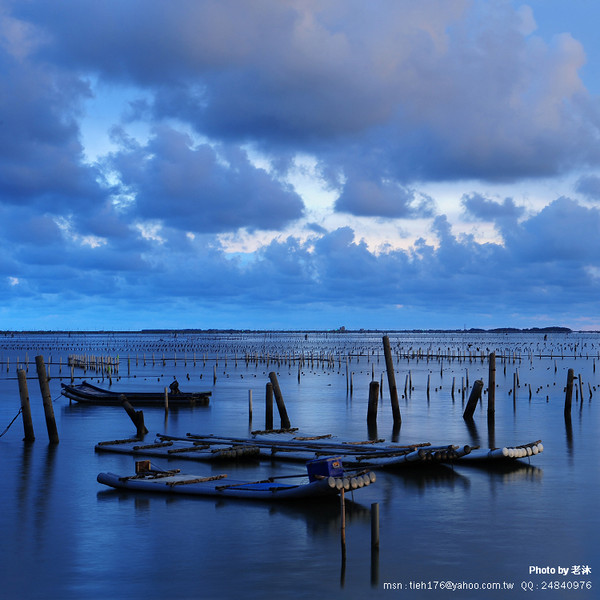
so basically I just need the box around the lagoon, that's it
[0,331,597,599]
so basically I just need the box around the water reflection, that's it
[96,488,370,534]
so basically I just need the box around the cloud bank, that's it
[1,0,600,329]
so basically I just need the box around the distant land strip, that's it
[0,326,582,335]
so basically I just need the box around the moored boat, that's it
[62,380,210,406]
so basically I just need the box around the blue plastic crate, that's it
[306,457,344,482]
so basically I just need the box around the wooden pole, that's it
[564,368,575,417]
[120,396,148,437]
[164,387,169,416]
[17,369,35,442]
[371,502,380,548]
[248,389,253,423]
[35,355,59,444]
[367,380,379,424]
[268,372,291,429]
[371,502,380,587]
[265,382,274,430]
[340,488,346,559]
[463,380,483,420]
[382,336,401,424]
[487,352,495,416]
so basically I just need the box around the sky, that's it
[1,0,600,331]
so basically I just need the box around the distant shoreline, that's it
[0,326,589,335]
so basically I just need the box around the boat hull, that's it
[62,381,210,406]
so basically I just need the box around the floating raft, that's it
[62,381,211,407]
[95,438,261,461]
[163,431,473,468]
[97,458,376,501]
[96,429,468,469]
[453,441,544,463]
[95,430,543,468]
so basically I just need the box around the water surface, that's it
[0,331,597,598]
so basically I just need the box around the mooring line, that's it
[0,407,23,438]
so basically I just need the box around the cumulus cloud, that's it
[335,177,435,218]
[461,193,525,225]
[107,126,305,233]
[505,197,600,262]
[575,174,600,201]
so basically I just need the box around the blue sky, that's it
[1,0,600,331]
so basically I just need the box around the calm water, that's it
[0,331,598,599]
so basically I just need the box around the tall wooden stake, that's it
[564,368,575,418]
[382,336,401,425]
[463,380,484,421]
[487,352,496,416]
[17,369,35,442]
[265,382,274,430]
[367,380,379,425]
[269,372,291,429]
[35,355,59,444]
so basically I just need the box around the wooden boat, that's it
[97,458,376,501]
[62,381,210,406]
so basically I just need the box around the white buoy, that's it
[537,443,544,453]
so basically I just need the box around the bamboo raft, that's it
[95,429,543,468]
[97,458,377,501]
[96,430,467,468]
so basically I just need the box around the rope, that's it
[0,407,23,438]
